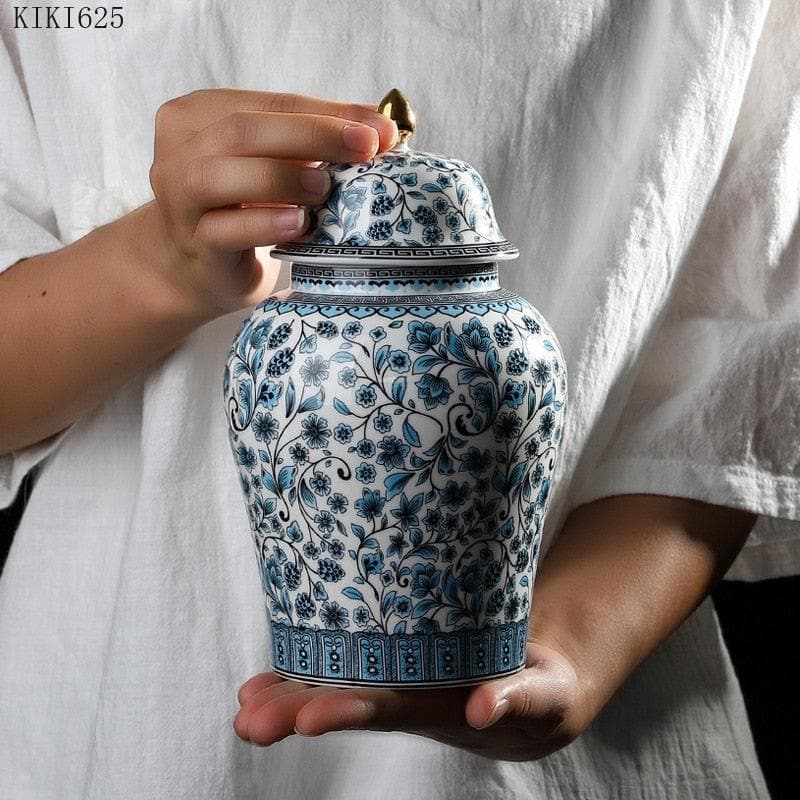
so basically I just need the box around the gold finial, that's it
[378,88,416,145]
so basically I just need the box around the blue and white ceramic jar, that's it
[223,91,567,688]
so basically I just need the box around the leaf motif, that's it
[394,620,408,634]
[421,182,442,193]
[407,190,425,200]
[329,351,354,363]
[391,376,407,403]
[445,324,473,363]
[396,217,412,233]
[520,575,529,587]
[447,608,466,626]
[411,598,438,618]
[313,581,328,601]
[381,590,397,617]
[385,471,414,499]
[343,587,364,601]
[286,378,296,416]
[508,462,526,489]
[424,437,445,457]
[437,448,454,475]
[541,387,555,406]
[343,209,360,234]
[299,334,318,353]
[351,522,366,539]
[457,183,468,204]
[334,397,352,415]
[492,469,506,493]
[415,545,438,560]
[322,214,338,225]
[250,348,263,376]
[300,481,318,509]
[543,340,555,351]
[278,465,296,491]
[402,418,421,448]
[388,320,403,329]
[486,348,501,379]
[410,528,423,546]
[237,380,252,420]
[298,388,324,413]
[262,471,277,494]
[527,387,536,420]
[415,467,431,486]
[442,569,460,605]
[262,498,277,515]
[469,589,482,618]
[259,449,270,463]
[412,353,445,374]
[375,344,391,371]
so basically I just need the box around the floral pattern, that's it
[224,288,567,670]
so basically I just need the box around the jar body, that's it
[223,263,567,687]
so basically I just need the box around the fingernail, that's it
[300,168,330,197]
[478,697,509,730]
[273,207,305,231]
[343,124,378,156]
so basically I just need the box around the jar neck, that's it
[289,261,499,296]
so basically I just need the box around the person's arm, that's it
[234,493,756,761]
[0,90,396,455]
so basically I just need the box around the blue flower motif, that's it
[316,321,338,339]
[423,507,443,532]
[486,588,505,616]
[504,595,521,622]
[376,435,410,469]
[411,563,441,598]
[440,480,470,511]
[538,408,556,439]
[313,510,335,533]
[355,489,385,521]
[387,530,409,557]
[309,470,331,496]
[337,366,357,388]
[267,323,292,349]
[355,462,377,484]
[532,359,552,386]
[327,492,348,514]
[253,411,279,442]
[237,444,257,471]
[267,347,295,377]
[370,327,387,341]
[380,570,394,586]
[370,195,395,216]
[422,225,444,245]
[318,558,345,582]
[366,220,392,240]
[289,443,308,464]
[416,373,453,409]
[257,380,282,409]
[462,319,492,350]
[442,545,457,562]
[459,446,492,477]
[406,320,442,352]
[295,592,316,619]
[319,600,350,630]
[343,321,363,338]
[506,348,529,375]
[502,379,527,409]
[433,197,449,214]
[388,350,410,373]
[394,596,413,617]
[483,560,503,589]
[299,354,329,386]
[390,492,424,530]
[362,551,384,576]
[458,561,482,594]
[327,539,345,559]
[355,385,377,407]
[412,206,436,225]
[437,173,452,188]
[373,413,392,433]
[333,422,353,443]
[355,438,376,458]
[398,172,417,186]
[303,541,320,559]
[445,211,460,230]
[493,411,522,443]
[301,414,331,449]
[412,617,441,634]
[353,606,370,626]
[452,231,463,243]
[531,462,544,486]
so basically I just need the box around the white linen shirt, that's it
[1,1,797,798]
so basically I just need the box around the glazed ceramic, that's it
[224,93,567,688]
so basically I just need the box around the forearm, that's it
[531,493,756,729]
[0,201,221,454]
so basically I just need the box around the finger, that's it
[192,206,309,252]
[196,111,389,163]
[182,156,331,209]
[238,684,340,745]
[234,678,315,741]
[156,89,397,152]
[292,685,473,736]
[237,671,285,706]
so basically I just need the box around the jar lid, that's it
[271,89,519,266]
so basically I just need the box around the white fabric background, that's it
[1,1,797,797]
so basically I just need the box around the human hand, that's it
[233,633,588,762]
[147,89,397,318]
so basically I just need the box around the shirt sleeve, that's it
[570,1,800,581]
[0,31,73,510]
